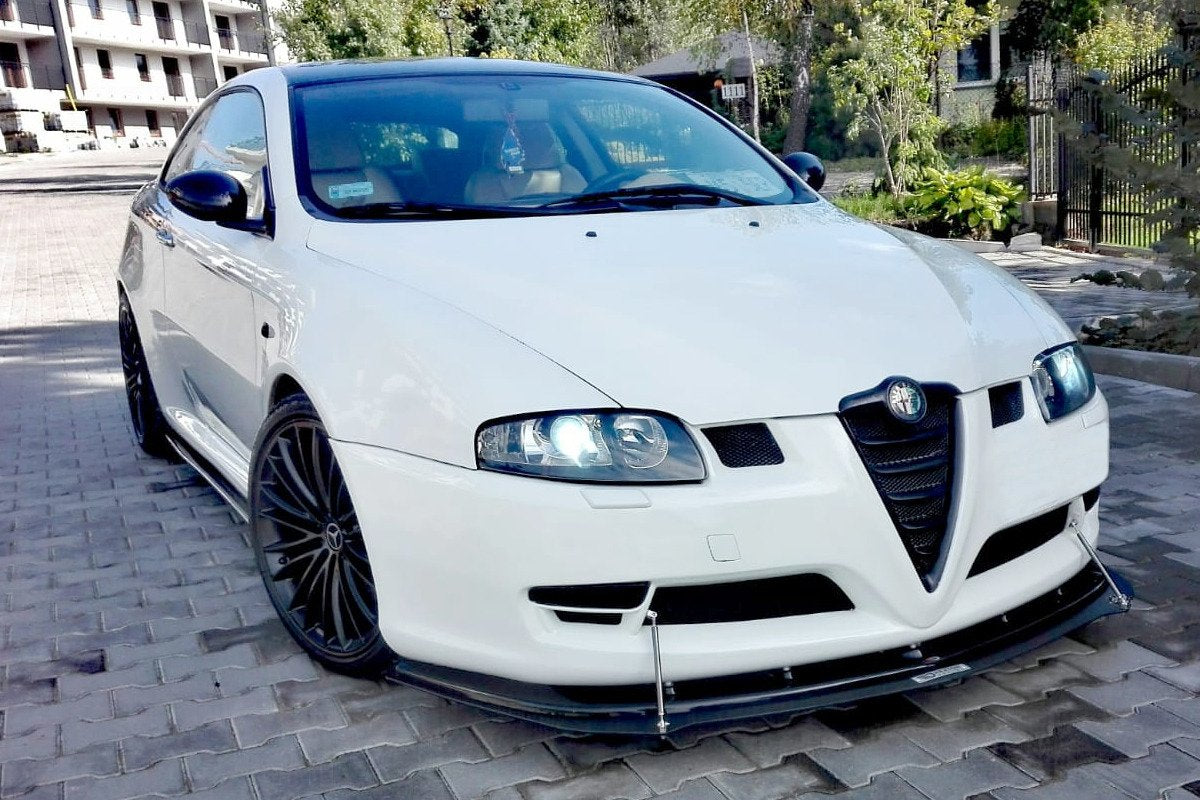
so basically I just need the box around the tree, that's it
[686,0,816,153]
[1008,0,1104,60]
[828,0,994,196]
[1071,7,1172,73]
[273,0,446,61]
[463,0,601,64]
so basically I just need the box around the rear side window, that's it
[163,91,268,219]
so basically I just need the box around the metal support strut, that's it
[646,611,670,735]
[1070,520,1131,610]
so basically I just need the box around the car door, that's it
[157,89,271,473]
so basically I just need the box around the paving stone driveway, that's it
[2,181,1200,800]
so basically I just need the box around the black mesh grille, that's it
[989,381,1025,427]
[839,383,957,588]
[969,504,1070,577]
[704,423,784,468]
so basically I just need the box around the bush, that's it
[941,119,1028,161]
[832,190,907,224]
[907,166,1026,240]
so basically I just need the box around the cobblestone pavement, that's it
[983,249,1197,332]
[2,182,1200,800]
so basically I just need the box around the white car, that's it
[118,58,1129,735]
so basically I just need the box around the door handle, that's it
[156,228,175,248]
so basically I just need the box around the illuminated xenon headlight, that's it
[1031,343,1096,422]
[476,411,706,482]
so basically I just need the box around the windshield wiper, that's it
[331,201,532,219]
[537,183,770,210]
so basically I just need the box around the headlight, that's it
[476,411,706,483]
[1031,342,1096,421]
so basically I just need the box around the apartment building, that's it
[0,0,278,148]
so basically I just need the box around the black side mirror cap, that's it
[782,152,826,193]
[165,169,248,224]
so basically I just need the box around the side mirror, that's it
[165,170,248,224]
[782,152,826,193]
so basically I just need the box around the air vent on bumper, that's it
[969,504,1070,577]
[989,381,1025,427]
[646,574,852,625]
[703,423,784,468]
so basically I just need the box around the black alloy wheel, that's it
[250,396,393,675]
[118,292,172,458]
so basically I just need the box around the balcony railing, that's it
[193,74,215,98]
[164,72,183,97]
[0,60,67,90]
[0,0,56,27]
[215,29,266,54]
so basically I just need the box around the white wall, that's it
[76,42,196,101]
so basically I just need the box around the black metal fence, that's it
[1029,28,1197,251]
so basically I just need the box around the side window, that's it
[162,91,268,220]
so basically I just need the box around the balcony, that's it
[67,4,212,52]
[192,73,215,98]
[164,71,183,97]
[0,0,57,37]
[213,28,267,61]
[0,60,66,90]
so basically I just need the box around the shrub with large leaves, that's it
[908,167,1026,239]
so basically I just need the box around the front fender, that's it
[263,249,615,468]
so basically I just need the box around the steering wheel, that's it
[582,169,647,194]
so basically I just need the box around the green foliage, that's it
[1009,0,1104,58]
[941,119,1028,160]
[827,0,994,197]
[1070,7,1172,73]
[464,0,601,63]
[832,190,907,223]
[908,167,1026,239]
[273,0,446,60]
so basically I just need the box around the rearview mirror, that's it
[782,152,826,193]
[165,170,248,224]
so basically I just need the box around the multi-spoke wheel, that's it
[250,396,394,675]
[118,292,171,458]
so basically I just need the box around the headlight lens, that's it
[476,411,705,482]
[1031,343,1096,421]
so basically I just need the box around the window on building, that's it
[126,0,140,23]
[135,53,149,81]
[0,43,26,89]
[0,0,14,23]
[73,46,86,90]
[88,0,102,19]
[146,109,160,136]
[108,107,124,136]
[151,1,172,39]
[222,65,237,81]
[97,49,113,79]
[957,33,993,83]
[161,55,182,96]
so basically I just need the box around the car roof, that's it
[279,57,655,87]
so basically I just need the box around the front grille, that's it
[647,573,852,625]
[989,381,1025,427]
[969,504,1070,577]
[839,382,958,589]
[704,423,784,468]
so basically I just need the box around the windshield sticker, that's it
[499,116,525,174]
[328,181,374,201]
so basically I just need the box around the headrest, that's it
[309,135,364,173]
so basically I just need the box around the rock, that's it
[1140,268,1165,290]
[1007,232,1043,252]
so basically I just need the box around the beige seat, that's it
[308,137,404,208]
[464,123,586,205]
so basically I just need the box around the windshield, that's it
[292,73,812,219]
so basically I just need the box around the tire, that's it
[249,395,394,676]
[118,292,173,458]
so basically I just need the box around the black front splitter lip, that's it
[382,565,1131,736]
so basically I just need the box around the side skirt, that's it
[166,433,251,522]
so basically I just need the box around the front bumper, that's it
[332,383,1110,690]
[382,564,1129,734]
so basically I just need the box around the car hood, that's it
[306,203,1071,424]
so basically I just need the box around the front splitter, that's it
[382,564,1130,735]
